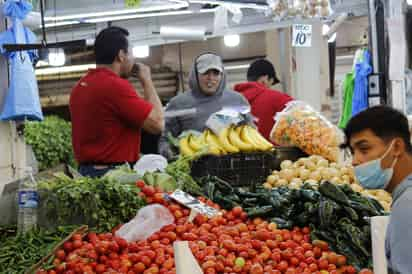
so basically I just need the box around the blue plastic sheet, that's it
[0,0,43,121]
[352,49,372,116]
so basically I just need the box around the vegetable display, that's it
[24,116,75,171]
[202,176,386,270]
[264,155,392,211]
[38,175,146,231]
[38,184,369,274]
[0,225,79,274]
[179,125,274,156]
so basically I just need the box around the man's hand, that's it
[132,63,152,84]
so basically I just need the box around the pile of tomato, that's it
[37,182,373,274]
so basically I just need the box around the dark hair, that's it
[94,26,129,65]
[247,59,280,84]
[343,105,412,153]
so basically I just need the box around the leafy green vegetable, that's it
[166,155,202,195]
[104,165,141,184]
[24,116,75,171]
[38,175,146,231]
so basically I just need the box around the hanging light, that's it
[224,34,240,47]
[132,45,150,58]
[48,48,66,66]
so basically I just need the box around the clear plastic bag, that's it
[115,204,174,242]
[270,101,343,162]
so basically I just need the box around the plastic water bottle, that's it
[17,167,38,234]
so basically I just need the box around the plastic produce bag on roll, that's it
[270,101,344,162]
[115,204,174,242]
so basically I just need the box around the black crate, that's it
[190,152,276,187]
[190,147,307,187]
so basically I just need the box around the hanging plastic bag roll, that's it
[371,216,389,274]
[160,26,206,40]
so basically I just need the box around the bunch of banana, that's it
[179,125,274,156]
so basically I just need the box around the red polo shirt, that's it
[234,82,293,142]
[70,68,153,164]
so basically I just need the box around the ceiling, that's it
[36,0,315,47]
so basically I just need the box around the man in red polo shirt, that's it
[70,26,164,177]
[234,59,293,142]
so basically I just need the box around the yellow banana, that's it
[229,126,254,152]
[218,127,240,153]
[205,130,226,155]
[187,134,203,152]
[239,125,261,151]
[246,125,274,151]
[179,136,195,156]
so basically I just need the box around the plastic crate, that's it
[190,147,307,187]
[190,152,275,187]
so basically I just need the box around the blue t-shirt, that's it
[385,174,412,273]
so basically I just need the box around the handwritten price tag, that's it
[292,24,312,47]
[169,189,221,218]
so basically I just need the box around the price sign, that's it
[169,189,221,218]
[292,24,312,47]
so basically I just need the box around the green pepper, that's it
[343,206,359,221]
[242,197,258,207]
[319,198,335,228]
[206,181,216,201]
[245,205,274,218]
[319,181,350,205]
[299,189,321,202]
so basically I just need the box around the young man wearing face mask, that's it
[70,27,164,177]
[158,53,251,159]
[234,59,293,142]
[343,106,412,274]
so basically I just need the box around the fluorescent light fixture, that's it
[225,64,249,71]
[187,0,268,10]
[408,0,412,5]
[132,45,150,58]
[48,48,66,67]
[36,64,96,76]
[322,24,337,43]
[44,20,80,28]
[44,2,189,21]
[224,34,240,47]
[84,9,215,24]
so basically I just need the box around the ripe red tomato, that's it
[277,260,289,272]
[232,206,243,217]
[136,180,145,188]
[72,240,82,249]
[55,249,65,260]
[318,258,329,270]
[133,262,146,273]
[72,234,82,241]
[142,185,155,196]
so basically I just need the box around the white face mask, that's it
[354,141,397,189]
